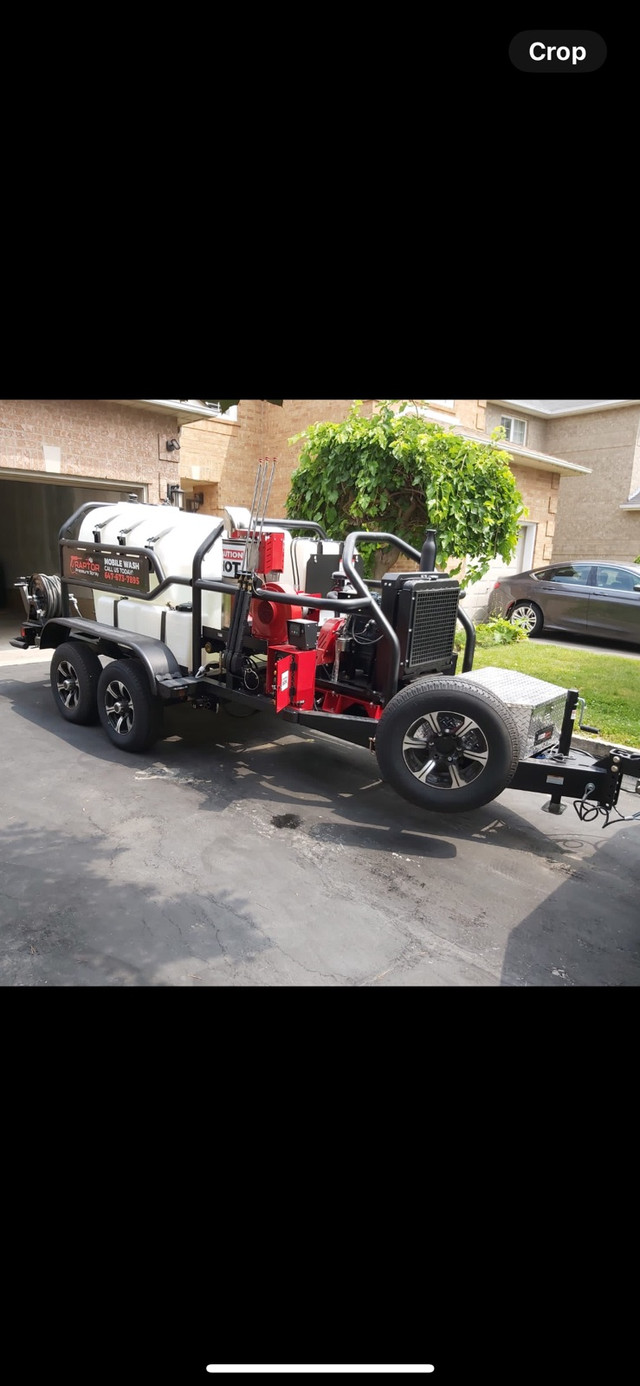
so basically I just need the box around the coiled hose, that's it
[28,573,64,620]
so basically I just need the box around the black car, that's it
[487,560,640,645]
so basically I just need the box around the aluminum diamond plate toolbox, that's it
[456,667,569,757]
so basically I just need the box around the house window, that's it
[427,399,455,409]
[500,414,527,445]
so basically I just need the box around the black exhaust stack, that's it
[420,528,437,573]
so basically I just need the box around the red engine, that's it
[246,555,381,722]
[315,616,342,667]
[314,614,381,720]
[250,581,302,644]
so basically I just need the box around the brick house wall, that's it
[510,465,559,565]
[262,400,377,515]
[0,398,183,501]
[484,403,549,454]
[178,400,268,515]
[545,406,640,562]
[179,401,380,518]
[451,399,488,431]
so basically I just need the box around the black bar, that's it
[65,570,191,601]
[344,530,422,565]
[193,576,252,597]
[314,676,383,704]
[60,538,166,580]
[191,521,225,675]
[559,689,580,756]
[456,606,476,672]
[510,756,616,803]
[61,558,70,617]
[607,749,640,778]
[211,684,274,711]
[262,517,329,539]
[226,578,254,677]
[250,580,372,615]
[282,707,378,747]
[341,532,410,704]
[58,500,115,543]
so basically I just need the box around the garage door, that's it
[463,523,537,621]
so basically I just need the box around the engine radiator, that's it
[380,572,461,674]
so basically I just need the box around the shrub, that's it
[455,617,529,651]
[286,401,526,580]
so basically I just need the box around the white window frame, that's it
[500,414,527,445]
[427,399,455,409]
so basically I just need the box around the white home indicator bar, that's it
[206,1369,435,1375]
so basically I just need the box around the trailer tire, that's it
[97,659,163,753]
[50,641,102,725]
[375,676,521,813]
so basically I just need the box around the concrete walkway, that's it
[536,632,640,660]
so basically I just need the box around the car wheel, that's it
[375,676,521,813]
[510,601,544,637]
[50,641,102,724]
[97,659,163,752]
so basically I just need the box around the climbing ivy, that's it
[286,401,526,580]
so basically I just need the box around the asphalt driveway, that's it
[1,655,638,987]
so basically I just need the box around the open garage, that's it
[0,476,144,617]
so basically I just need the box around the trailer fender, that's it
[39,617,183,695]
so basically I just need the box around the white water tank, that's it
[77,503,224,617]
[75,503,225,671]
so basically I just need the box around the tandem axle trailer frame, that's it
[11,499,640,824]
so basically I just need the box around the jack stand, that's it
[542,783,567,814]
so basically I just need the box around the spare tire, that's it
[375,676,521,813]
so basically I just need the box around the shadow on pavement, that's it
[0,818,261,987]
[0,668,594,863]
[500,820,640,986]
[5,663,638,989]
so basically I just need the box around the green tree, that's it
[286,401,526,579]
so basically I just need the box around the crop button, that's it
[509,31,607,73]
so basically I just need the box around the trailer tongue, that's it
[11,473,640,825]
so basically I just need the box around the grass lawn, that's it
[467,641,640,747]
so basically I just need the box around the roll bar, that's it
[252,528,473,702]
